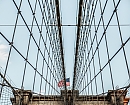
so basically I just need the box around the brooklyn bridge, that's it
[0,0,130,105]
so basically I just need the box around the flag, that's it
[66,78,70,86]
[58,80,64,87]
[58,78,70,87]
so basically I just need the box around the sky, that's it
[60,0,77,85]
[0,0,78,92]
[0,0,130,97]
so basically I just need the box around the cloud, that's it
[0,44,9,66]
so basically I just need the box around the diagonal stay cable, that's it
[38,0,64,80]
[11,0,62,90]
[28,0,62,82]
[55,0,67,92]
[73,0,83,91]
[76,0,121,88]
[0,32,60,94]
[0,0,23,98]
[79,36,130,93]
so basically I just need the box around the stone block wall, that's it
[11,89,128,105]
